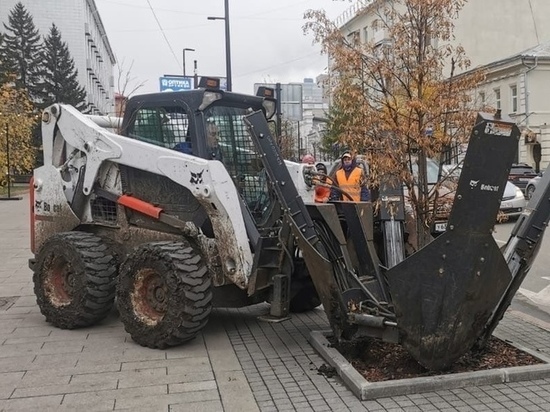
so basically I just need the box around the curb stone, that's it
[309,329,550,400]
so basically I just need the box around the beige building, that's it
[335,0,550,168]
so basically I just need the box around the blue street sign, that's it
[159,76,193,92]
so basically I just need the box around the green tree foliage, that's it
[0,2,43,99]
[0,33,9,84]
[36,24,87,111]
[0,79,37,177]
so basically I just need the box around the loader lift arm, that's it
[36,104,253,287]
[478,162,550,347]
[243,110,397,339]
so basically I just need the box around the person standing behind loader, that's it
[330,152,370,201]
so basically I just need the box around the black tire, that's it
[33,231,117,329]
[289,260,321,313]
[289,279,321,313]
[116,241,212,349]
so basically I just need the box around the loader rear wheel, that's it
[117,241,212,349]
[33,231,117,329]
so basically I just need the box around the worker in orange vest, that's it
[313,163,331,203]
[329,151,370,201]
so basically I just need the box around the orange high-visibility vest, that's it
[335,167,363,201]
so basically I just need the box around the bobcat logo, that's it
[190,170,204,185]
[470,180,479,189]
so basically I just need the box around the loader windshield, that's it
[204,105,273,224]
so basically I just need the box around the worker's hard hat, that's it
[341,151,352,160]
[301,154,315,164]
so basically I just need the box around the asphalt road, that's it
[493,219,550,322]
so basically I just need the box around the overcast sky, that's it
[95,0,353,94]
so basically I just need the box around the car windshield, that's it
[411,158,440,184]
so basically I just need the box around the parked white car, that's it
[525,175,542,200]
[500,181,526,218]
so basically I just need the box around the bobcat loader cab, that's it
[120,78,278,226]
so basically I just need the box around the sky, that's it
[94,0,354,95]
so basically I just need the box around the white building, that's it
[335,0,550,168]
[300,77,330,160]
[474,42,550,169]
[254,78,330,161]
[0,0,116,114]
[336,0,550,71]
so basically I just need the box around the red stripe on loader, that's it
[118,195,163,219]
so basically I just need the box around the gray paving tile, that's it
[0,394,63,410]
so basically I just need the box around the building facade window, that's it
[494,88,501,110]
[510,85,518,113]
[479,91,486,107]
[347,30,360,45]
[362,26,369,43]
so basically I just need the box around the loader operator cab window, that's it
[130,107,190,152]
[206,119,222,161]
[203,105,274,225]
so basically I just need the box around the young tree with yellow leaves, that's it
[305,0,484,249]
[0,80,37,183]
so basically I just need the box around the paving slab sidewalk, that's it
[3,193,550,411]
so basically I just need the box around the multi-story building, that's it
[254,78,330,161]
[335,0,550,167]
[0,0,116,114]
[300,77,330,160]
[474,42,550,169]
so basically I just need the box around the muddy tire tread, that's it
[33,231,117,329]
[117,241,212,349]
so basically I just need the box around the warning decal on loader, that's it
[484,122,513,137]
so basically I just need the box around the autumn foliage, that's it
[305,0,484,247]
[0,80,37,180]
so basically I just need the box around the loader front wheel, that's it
[117,241,212,349]
[33,231,117,329]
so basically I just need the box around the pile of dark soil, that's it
[323,336,542,382]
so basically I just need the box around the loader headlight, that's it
[199,91,223,110]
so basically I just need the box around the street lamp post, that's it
[0,122,21,201]
[182,48,195,77]
[207,0,232,91]
[5,123,10,198]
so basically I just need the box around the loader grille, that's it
[91,197,118,224]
